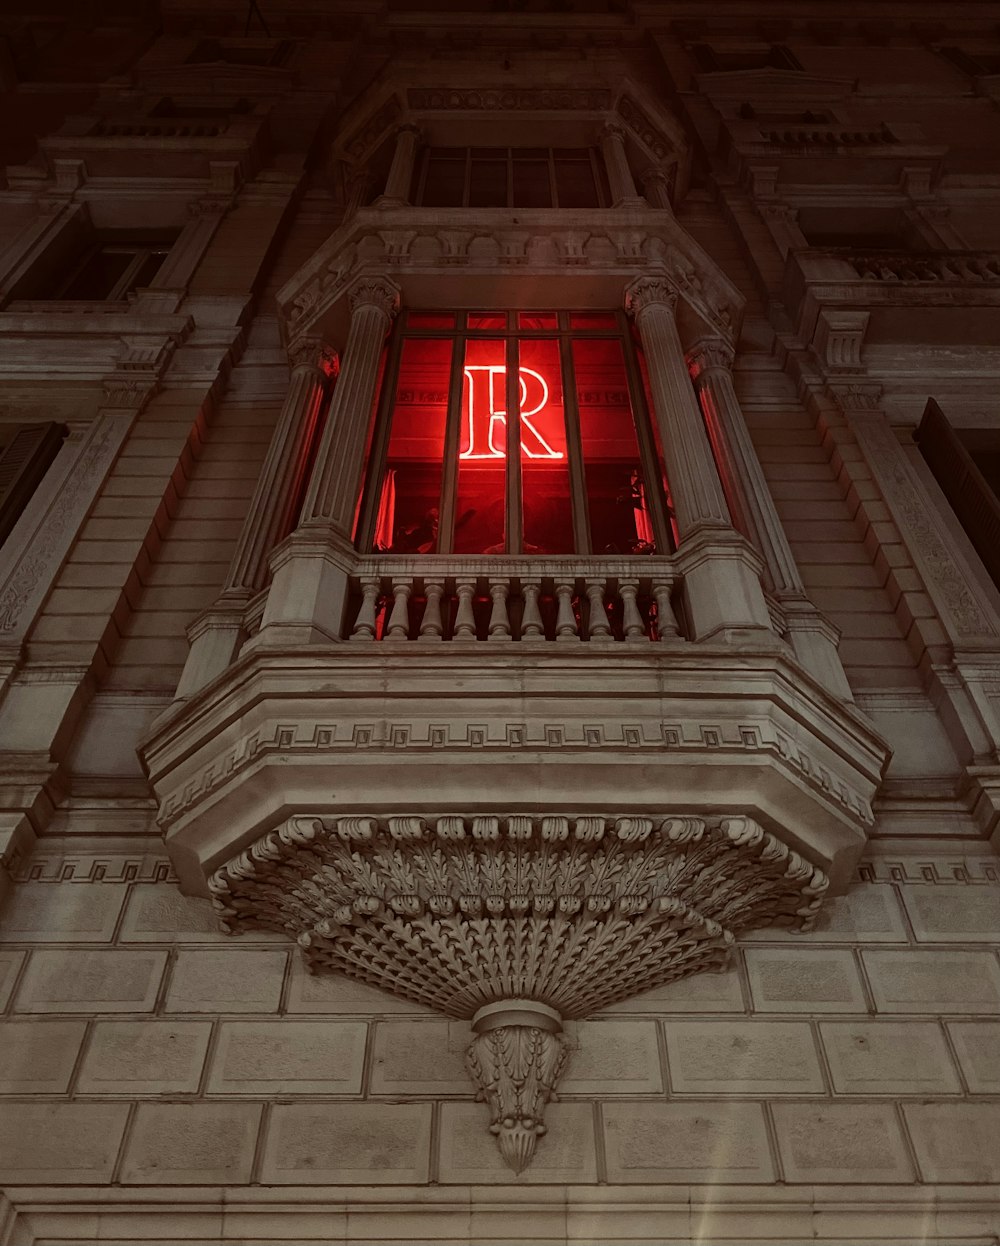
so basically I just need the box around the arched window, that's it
[355,310,673,558]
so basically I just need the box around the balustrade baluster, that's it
[520,581,544,640]
[585,579,612,641]
[349,576,381,641]
[652,580,682,642]
[386,579,412,640]
[418,580,445,642]
[488,579,512,641]
[453,578,477,641]
[554,581,579,643]
[619,579,647,641]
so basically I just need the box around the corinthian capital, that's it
[347,275,401,320]
[623,274,677,319]
[287,337,339,376]
[686,336,735,383]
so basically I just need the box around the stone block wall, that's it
[1,851,998,1191]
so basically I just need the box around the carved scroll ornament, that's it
[210,812,827,1171]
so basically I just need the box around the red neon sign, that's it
[460,365,564,460]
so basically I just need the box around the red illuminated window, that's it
[356,311,672,556]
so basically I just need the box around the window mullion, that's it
[505,333,522,552]
[506,148,514,210]
[463,149,472,208]
[619,312,673,552]
[437,334,467,554]
[559,335,591,554]
[355,325,406,551]
[108,250,145,300]
[548,149,559,209]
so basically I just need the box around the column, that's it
[687,336,852,697]
[600,123,643,207]
[378,125,422,207]
[255,276,400,645]
[625,276,773,641]
[640,165,674,210]
[174,338,337,697]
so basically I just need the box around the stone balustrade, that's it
[343,556,684,644]
[844,251,1000,282]
[759,126,897,147]
[90,119,226,138]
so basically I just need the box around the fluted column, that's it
[625,276,772,642]
[640,165,674,210]
[254,276,400,645]
[300,277,400,532]
[687,336,852,696]
[600,123,643,207]
[378,125,421,206]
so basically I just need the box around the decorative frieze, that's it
[210,810,827,1169]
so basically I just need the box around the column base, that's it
[175,594,251,699]
[249,527,357,648]
[779,593,854,701]
[673,526,776,644]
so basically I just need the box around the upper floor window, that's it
[356,311,672,558]
[53,237,174,301]
[693,44,802,73]
[414,147,610,209]
[0,423,67,547]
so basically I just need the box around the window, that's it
[0,423,67,547]
[414,147,610,209]
[939,47,1000,77]
[50,236,174,301]
[916,398,1000,591]
[356,311,671,557]
[693,44,802,73]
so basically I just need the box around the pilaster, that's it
[377,125,422,207]
[600,123,644,208]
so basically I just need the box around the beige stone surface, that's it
[370,1019,470,1094]
[899,885,1000,942]
[603,1101,773,1183]
[285,959,434,1013]
[904,1102,1000,1182]
[165,948,287,1012]
[819,1021,961,1094]
[207,1019,367,1093]
[771,1102,915,1183]
[0,949,24,1009]
[741,883,908,943]
[863,949,1000,1013]
[120,884,258,943]
[14,949,167,1012]
[0,1102,129,1182]
[599,965,745,1013]
[664,1020,824,1093]
[945,1022,1000,1092]
[562,1020,663,1094]
[0,1019,87,1092]
[120,1101,263,1184]
[77,1019,212,1093]
[439,1102,598,1183]
[743,948,867,1013]
[261,1102,432,1183]
[0,882,127,943]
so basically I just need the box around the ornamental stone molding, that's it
[210,810,826,1170]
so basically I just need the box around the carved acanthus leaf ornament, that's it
[210,812,827,1171]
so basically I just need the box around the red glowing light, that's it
[460,365,564,460]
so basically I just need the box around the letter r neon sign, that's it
[460,365,564,460]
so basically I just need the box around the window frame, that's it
[413,146,610,210]
[355,309,672,558]
[51,239,174,302]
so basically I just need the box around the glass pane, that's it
[375,338,452,553]
[518,337,572,554]
[61,247,133,299]
[512,157,551,208]
[518,313,557,330]
[573,338,656,555]
[554,155,599,208]
[456,338,508,553]
[468,157,508,207]
[467,313,506,329]
[131,249,168,291]
[422,152,465,207]
[633,340,677,548]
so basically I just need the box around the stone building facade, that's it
[0,0,999,1240]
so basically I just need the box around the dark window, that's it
[0,423,67,547]
[187,39,291,67]
[52,238,174,301]
[357,311,670,557]
[414,147,608,209]
[915,398,1000,591]
[939,47,1000,77]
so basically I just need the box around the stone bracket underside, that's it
[210,811,827,1170]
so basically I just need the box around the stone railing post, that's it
[600,123,643,207]
[625,276,772,642]
[174,338,337,697]
[253,276,400,645]
[687,336,852,697]
[377,125,422,207]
